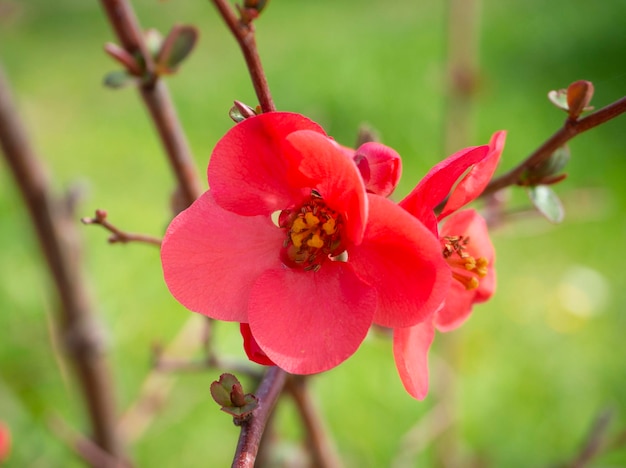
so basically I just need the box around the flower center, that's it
[279,192,344,272]
[442,235,488,290]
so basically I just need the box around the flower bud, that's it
[353,142,402,198]
[566,80,594,120]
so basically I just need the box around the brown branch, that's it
[568,409,613,468]
[81,209,162,246]
[482,95,626,197]
[286,376,343,468]
[210,0,276,113]
[99,0,203,210]
[232,367,287,468]
[0,65,124,460]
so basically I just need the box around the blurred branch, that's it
[286,376,343,468]
[210,0,275,113]
[567,409,613,468]
[81,209,162,246]
[50,416,131,468]
[232,367,287,468]
[0,65,124,461]
[442,0,482,154]
[99,0,203,210]
[483,95,626,197]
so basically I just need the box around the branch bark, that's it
[482,95,626,197]
[232,367,287,468]
[210,0,276,113]
[99,0,203,210]
[0,65,124,461]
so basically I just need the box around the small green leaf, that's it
[144,29,164,58]
[103,70,135,89]
[220,393,259,418]
[531,145,571,180]
[156,25,199,74]
[229,100,257,123]
[210,373,241,407]
[547,89,569,112]
[528,185,564,223]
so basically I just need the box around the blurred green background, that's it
[1,0,625,466]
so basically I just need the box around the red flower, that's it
[393,131,506,399]
[161,112,450,374]
[0,422,11,463]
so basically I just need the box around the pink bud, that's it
[353,142,402,198]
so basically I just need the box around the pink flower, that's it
[161,112,450,375]
[393,131,506,399]
[353,142,402,197]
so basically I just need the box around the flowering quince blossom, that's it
[391,131,506,399]
[161,112,450,375]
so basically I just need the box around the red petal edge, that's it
[349,195,450,328]
[283,130,369,245]
[393,318,436,400]
[240,323,276,366]
[161,191,284,322]
[208,112,326,217]
[400,146,488,234]
[438,131,506,219]
[247,262,376,375]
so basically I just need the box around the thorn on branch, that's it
[81,209,162,246]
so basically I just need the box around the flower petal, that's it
[284,130,369,244]
[353,142,402,198]
[161,191,284,322]
[438,131,506,219]
[434,281,475,332]
[208,112,326,216]
[400,146,488,234]
[435,209,496,331]
[247,262,376,374]
[240,323,276,366]
[349,195,450,328]
[393,318,436,400]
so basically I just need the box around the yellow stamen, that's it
[452,272,479,290]
[304,212,320,227]
[307,233,324,249]
[291,217,307,233]
[464,257,476,271]
[476,257,488,277]
[322,217,336,235]
[291,231,306,248]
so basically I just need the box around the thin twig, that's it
[99,0,203,210]
[482,95,626,197]
[81,209,162,246]
[232,367,287,468]
[0,65,124,460]
[442,0,482,155]
[286,376,343,468]
[210,0,276,113]
[568,409,613,468]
